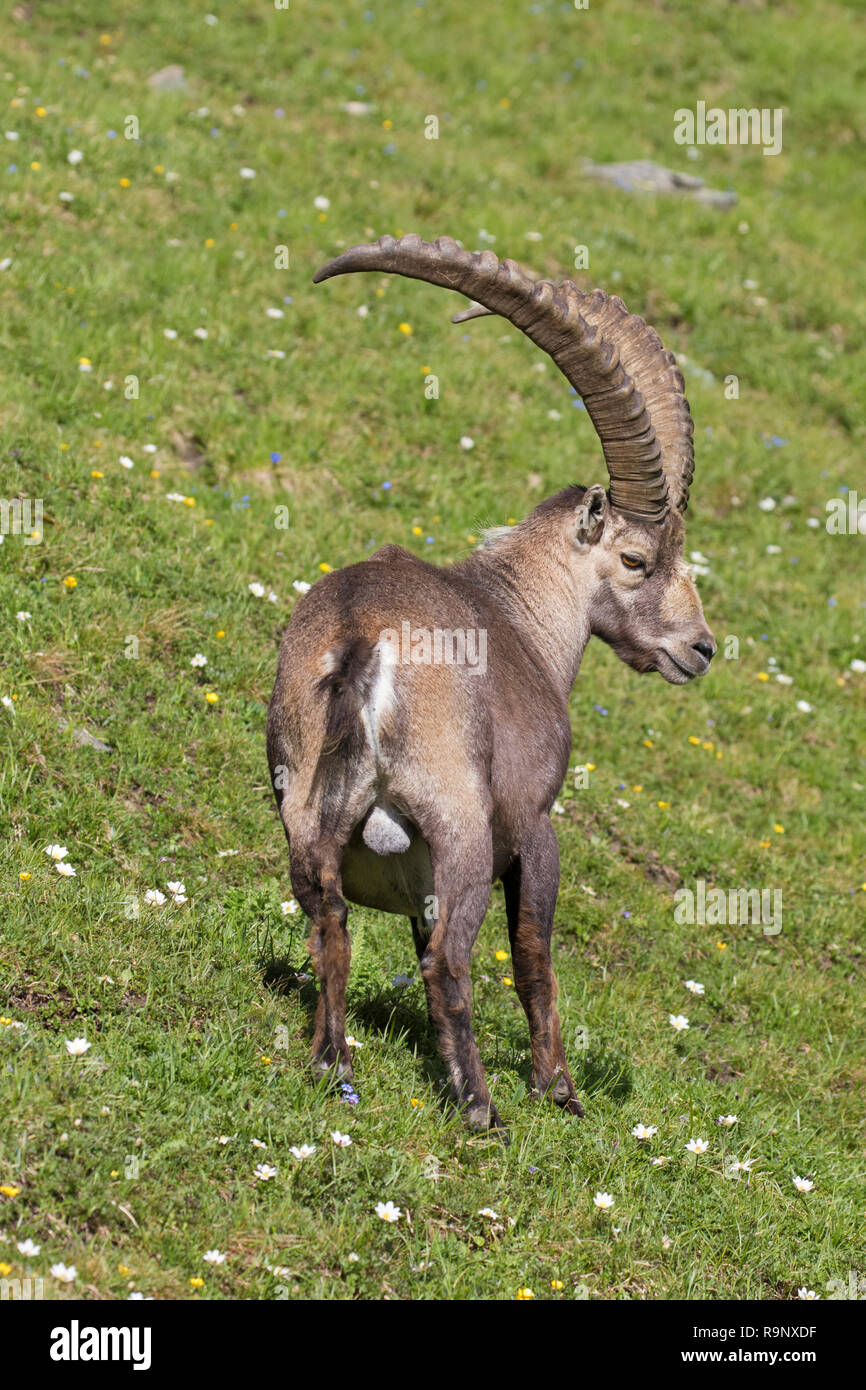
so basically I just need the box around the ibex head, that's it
[314,234,715,684]
[573,487,715,683]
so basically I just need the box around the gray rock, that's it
[583,159,736,208]
[147,65,186,92]
[57,719,112,752]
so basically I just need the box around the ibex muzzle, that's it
[267,235,715,1137]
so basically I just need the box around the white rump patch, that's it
[360,636,397,761]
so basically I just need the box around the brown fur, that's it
[267,483,714,1136]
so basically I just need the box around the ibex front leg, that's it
[503,818,584,1117]
[416,825,506,1136]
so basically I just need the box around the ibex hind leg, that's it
[503,817,584,1118]
[290,841,354,1084]
[412,816,508,1139]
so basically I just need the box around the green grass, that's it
[1,0,864,1301]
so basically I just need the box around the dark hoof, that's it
[534,1073,584,1117]
[561,1095,585,1118]
[465,1100,508,1141]
[311,1055,353,1085]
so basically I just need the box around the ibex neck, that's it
[457,533,592,695]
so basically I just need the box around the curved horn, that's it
[314,235,695,521]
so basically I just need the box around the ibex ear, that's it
[574,484,608,548]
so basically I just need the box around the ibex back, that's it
[267,235,715,1137]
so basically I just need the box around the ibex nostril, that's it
[693,640,715,663]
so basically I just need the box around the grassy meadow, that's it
[0,0,864,1301]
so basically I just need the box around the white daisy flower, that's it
[55,862,76,877]
[203,1249,227,1264]
[254,1163,277,1180]
[144,889,167,906]
[118,455,134,470]
[375,1200,401,1222]
[239,167,256,179]
[631,1123,658,1140]
[793,1176,814,1193]
[685,1138,709,1155]
[67,150,84,165]
[717,1114,738,1127]
[684,980,704,995]
[164,328,178,340]
[50,1263,77,1282]
[289,1144,316,1160]
[190,653,207,667]
[248,582,266,598]
[281,899,299,915]
[593,1192,614,1210]
[459,435,474,451]
[45,844,69,861]
[292,580,311,595]
[65,1037,91,1056]
[331,1131,352,1147]
[16,611,31,621]
[17,1238,40,1256]
[313,195,330,210]
[669,1014,690,1032]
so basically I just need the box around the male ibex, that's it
[267,235,715,1136]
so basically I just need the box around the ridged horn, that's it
[314,234,695,521]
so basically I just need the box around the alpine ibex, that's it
[267,235,715,1137]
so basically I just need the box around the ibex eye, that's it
[621,554,644,569]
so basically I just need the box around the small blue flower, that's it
[270,452,281,463]
[382,481,392,490]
